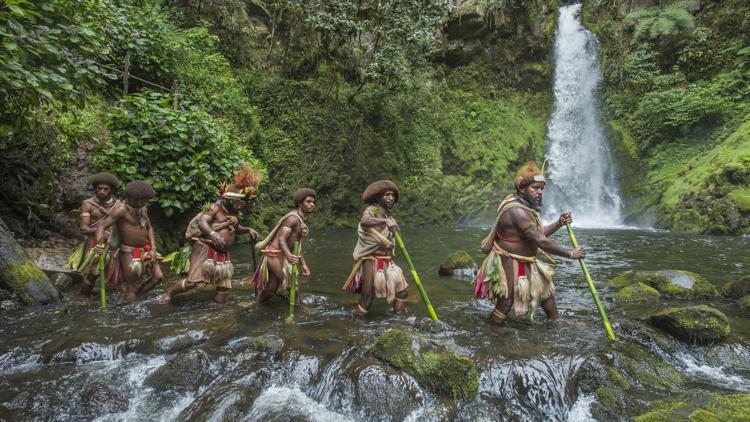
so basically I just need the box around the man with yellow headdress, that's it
[160,165,261,304]
[343,180,409,316]
[251,188,316,304]
[474,161,585,324]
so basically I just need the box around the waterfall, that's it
[543,3,623,227]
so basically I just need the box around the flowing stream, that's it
[1,228,749,421]
[544,4,623,227]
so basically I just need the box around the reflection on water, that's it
[1,228,749,420]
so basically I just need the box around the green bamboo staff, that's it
[565,224,616,340]
[288,241,301,318]
[393,231,438,321]
[98,245,109,311]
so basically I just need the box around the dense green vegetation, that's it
[584,0,750,234]
[0,0,554,244]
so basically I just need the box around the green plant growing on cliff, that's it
[94,91,259,216]
[626,2,695,69]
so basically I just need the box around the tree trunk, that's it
[0,216,59,305]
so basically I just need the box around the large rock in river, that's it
[614,282,661,302]
[609,270,718,299]
[371,329,479,399]
[438,250,477,278]
[0,216,59,304]
[721,275,750,299]
[738,295,750,313]
[648,305,731,344]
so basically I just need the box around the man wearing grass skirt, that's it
[474,161,586,324]
[160,165,261,304]
[74,172,121,297]
[343,180,409,316]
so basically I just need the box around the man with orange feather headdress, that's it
[474,161,586,324]
[160,165,261,304]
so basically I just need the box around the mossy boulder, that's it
[0,216,59,305]
[576,342,686,420]
[608,270,718,299]
[635,393,750,421]
[649,305,731,344]
[371,329,479,400]
[438,250,477,278]
[614,282,661,302]
[737,295,750,313]
[721,275,750,299]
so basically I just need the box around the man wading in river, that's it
[343,180,408,316]
[160,165,261,304]
[76,172,121,297]
[251,188,315,304]
[474,161,585,323]
[94,180,163,302]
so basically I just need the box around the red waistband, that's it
[496,231,521,243]
[207,247,230,262]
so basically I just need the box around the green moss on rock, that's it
[737,295,750,313]
[689,393,750,421]
[608,270,717,299]
[615,343,686,392]
[4,261,49,304]
[371,329,479,399]
[614,282,661,302]
[438,250,477,276]
[721,276,750,299]
[635,400,690,422]
[649,305,731,344]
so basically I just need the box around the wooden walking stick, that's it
[565,224,616,340]
[393,231,439,321]
[98,245,109,311]
[287,241,300,318]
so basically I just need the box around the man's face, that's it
[522,182,545,210]
[95,184,112,201]
[379,191,396,210]
[227,198,246,214]
[127,197,149,209]
[301,196,316,214]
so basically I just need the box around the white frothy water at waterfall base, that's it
[544,4,624,228]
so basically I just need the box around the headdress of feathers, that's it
[221,165,261,200]
[514,160,546,191]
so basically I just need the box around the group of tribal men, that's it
[77,161,584,323]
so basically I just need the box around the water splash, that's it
[544,4,623,227]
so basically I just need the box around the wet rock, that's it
[648,305,731,344]
[608,270,718,299]
[153,331,209,354]
[353,364,423,420]
[50,272,73,291]
[618,320,679,354]
[614,282,660,302]
[576,342,686,420]
[229,335,284,364]
[371,329,479,399]
[737,295,750,313]
[635,393,750,421]
[0,216,59,305]
[721,275,750,299]
[77,380,129,415]
[438,250,477,278]
[177,384,257,421]
[41,337,141,364]
[144,349,211,393]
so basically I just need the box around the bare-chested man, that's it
[77,172,121,297]
[251,188,316,304]
[474,161,585,324]
[160,165,261,304]
[343,180,408,316]
[94,180,163,302]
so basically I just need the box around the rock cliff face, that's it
[441,0,558,92]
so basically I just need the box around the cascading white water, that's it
[544,3,623,227]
